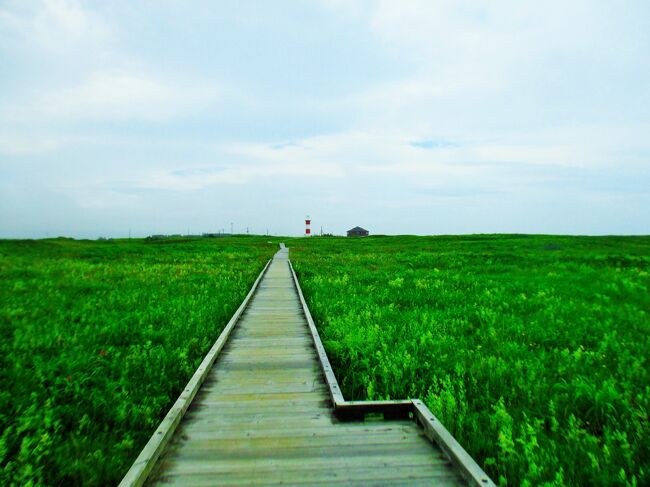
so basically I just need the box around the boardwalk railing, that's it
[288,259,495,487]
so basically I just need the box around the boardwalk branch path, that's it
[125,247,489,486]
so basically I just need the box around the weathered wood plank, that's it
[181,424,427,441]
[160,451,450,475]
[168,432,434,453]
[179,423,420,438]
[156,467,462,487]
[193,397,329,409]
[179,415,338,432]
[157,467,461,485]
[186,403,329,416]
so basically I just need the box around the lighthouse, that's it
[305,215,311,236]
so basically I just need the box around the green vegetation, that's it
[0,237,275,486]
[3,234,648,486]
[290,235,649,486]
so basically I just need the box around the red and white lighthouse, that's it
[305,215,311,236]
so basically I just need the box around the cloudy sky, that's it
[1,0,648,238]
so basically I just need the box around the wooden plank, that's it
[191,398,329,409]
[199,388,325,397]
[234,328,310,334]
[160,449,448,475]
[185,404,331,417]
[207,377,324,386]
[184,415,401,428]
[180,424,426,440]
[220,349,317,358]
[167,431,432,452]
[156,471,459,487]
[118,258,272,487]
[195,391,325,402]
[155,465,460,487]
[225,340,311,350]
[217,363,318,373]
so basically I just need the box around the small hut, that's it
[347,226,369,237]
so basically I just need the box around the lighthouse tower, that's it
[305,215,311,236]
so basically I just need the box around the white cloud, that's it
[369,0,602,62]
[0,133,68,156]
[138,159,346,192]
[330,1,649,137]
[0,0,111,52]
[36,0,109,44]
[31,70,220,122]
[0,1,220,130]
[0,70,221,155]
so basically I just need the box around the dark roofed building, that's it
[347,226,369,237]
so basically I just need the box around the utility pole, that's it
[230,222,233,235]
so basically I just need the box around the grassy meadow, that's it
[290,235,649,486]
[2,234,648,486]
[0,237,276,486]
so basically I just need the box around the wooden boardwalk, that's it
[122,248,493,486]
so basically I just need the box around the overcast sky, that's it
[1,0,649,238]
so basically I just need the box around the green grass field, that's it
[290,235,649,486]
[0,237,276,486]
[2,234,648,486]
